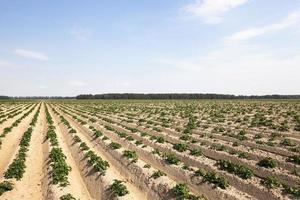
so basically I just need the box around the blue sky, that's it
[0,0,299,96]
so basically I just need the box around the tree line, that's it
[0,96,10,99]
[1,94,299,100]
[76,93,300,100]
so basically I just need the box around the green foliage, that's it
[79,142,89,151]
[263,176,281,188]
[258,157,278,168]
[46,129,59,146]
[69,129,77,134]
[4,123,36,180]
[173,143,188,152]
[123,150,138,163]
[110,179,129,197]
[172,183,206,200]
[281,138,295,147]
[194,169,229,189]
[73,135,81,143]
[109,142,122,149]
[85,150,109,175]
[143,164,151,168]
[60,193,76,200]
[284,186,300,197]
[165,153,180,165]
[190,148,202,157]
[217,160,254,179]
[94,130,103,138]
[49,148,71,187]
[286,155,300,165]
[172,183,189,199]
[151,170,166,179]
[0,181,13,196]
[156,136,165,143]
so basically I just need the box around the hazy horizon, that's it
[1,0,300,96]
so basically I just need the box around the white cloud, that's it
[184,0,248,24]
[70,26,92,41]
[154,43,300,94]
[0,59,15,67]
[14,49,49,61]
[225,11,300,41]
[68,80,86,87]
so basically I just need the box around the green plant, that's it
[194,169,229,189]
[49,148,71,187]
[143,164,151,168]
[110,179,129,197]
[0,181,13,196]
[109,142,122,149]
[190,148,202,157]
[173,143,188,152]
[85,150,109,175]
[258,157,278,168]
[217,159,253,179]
[69,129,77,134]
[286,155,300,165]
[165,153,180,165]
[73,135,81,143]
[284,185,300,197]
[156,136,165,143]
[123,150,138,163]
[94,130,103,138]
[281,138,295,146]
[59,193,76,200]
[172,183,189,199]
[151,170,166,179]
[263,176,281,188]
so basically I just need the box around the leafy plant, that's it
[109,142,122,150]
[0,181,13,196]
[190,148,202,157]
[143,164,151,168]
[60,193,76,200]
[217,159,254,179]
[123,150,138,163]
[165,153,180,165]
[156,136,165,143]
[110,179,129,197]
[172,183,189,199]
[263,176,281,188]
[286,155,300,165]
[284,185,300,197]
[194,169,229,189]
[94,130,103,138]
[258,157,278,168]
[151,170,166,179]
[173,143,188,152]
[79,142,89,151]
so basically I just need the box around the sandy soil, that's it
[49,105,147,200]
[1,105,46,200]
[0,105,39,176]
[48,106,94,200]
[0,104,34,132]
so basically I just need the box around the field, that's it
[0,100,299,200]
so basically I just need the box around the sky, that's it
[0,0,299,96]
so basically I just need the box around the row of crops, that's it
[0,100,299,199]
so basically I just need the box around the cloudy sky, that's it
[0,0,299,96]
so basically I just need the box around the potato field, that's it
[0,100,299,200]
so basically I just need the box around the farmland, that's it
[0,99,299,200]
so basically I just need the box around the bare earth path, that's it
[49,105,94,200]
[50,106,148,200]
[1,104,46,200]
[0,104,34,133]
[0,104,38,176]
